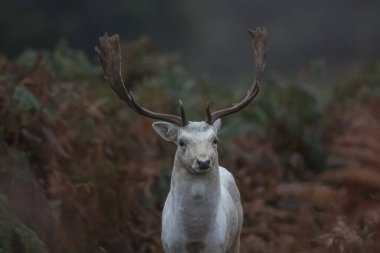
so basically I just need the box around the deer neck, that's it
[171,157,221,203]
[169,157,221,238]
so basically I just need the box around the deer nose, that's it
[197,159,211,170]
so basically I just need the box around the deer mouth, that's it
[189,167,212,175]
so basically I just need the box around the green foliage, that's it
[0,194,47,253]
[16,41,100,82]
[16,50,42,70]
[50,40,99,81]
[244,80,327,173]
[367,61,380,93]
[142,166,171,209]
[0,149,34,180]
[12,85,40,125]
[332,60,380,104]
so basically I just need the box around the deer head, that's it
[153,120,221,174]
[95,28,267,173]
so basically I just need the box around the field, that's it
[1,38,380,253]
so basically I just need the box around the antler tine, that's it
[205,27,267,125]
[206,101,212,123]
[179,100,188,126]
[96,33,187,126]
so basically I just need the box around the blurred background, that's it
[1,0,380,82]
[0,1,380,252]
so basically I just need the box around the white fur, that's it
[153,121,243,253]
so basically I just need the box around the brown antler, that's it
[95,33,188,126]
[205,27,268,124]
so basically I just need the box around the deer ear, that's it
[213,119,221,132]
[152,122,179,142]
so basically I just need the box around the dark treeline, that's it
[1,0,380,83]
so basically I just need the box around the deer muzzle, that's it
[197,159,211,170]
[192,155,213,173]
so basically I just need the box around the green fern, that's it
[0,194,48,253]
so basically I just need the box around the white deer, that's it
[96,27,267,253]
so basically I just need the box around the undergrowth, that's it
[0,39,379,252]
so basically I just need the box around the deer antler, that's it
[205,27,268,124]
[95,34,188,126]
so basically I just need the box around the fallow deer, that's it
[96,27,267,253]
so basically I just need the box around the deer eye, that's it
[213,138,218,145]
[179,139,185,147]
